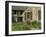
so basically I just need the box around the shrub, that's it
[26,20,31,25]
[32,21,41,29]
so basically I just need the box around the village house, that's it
[12,6,41,22]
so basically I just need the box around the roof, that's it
[12,6,28,10]
[12,6,41,10]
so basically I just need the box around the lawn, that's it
[12,21,41,31]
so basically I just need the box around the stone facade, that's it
[12,6,41,22]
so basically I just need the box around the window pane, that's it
[12,10,16,14]
[38,10,41,20]
[17,17,23,22]
[30,12,32,20]
[16,10,24,15]
[20,11,23,15]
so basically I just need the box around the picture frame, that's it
[5,1,45,36]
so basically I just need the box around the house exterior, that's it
[12,6,41,22]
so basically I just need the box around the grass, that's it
[12,21,41,31]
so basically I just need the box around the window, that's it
[16,10,23,15]
[24,12,32,20]
[16,11,20,15]
[12,10,24,22]
[20,11,23,15]
[17,17,23,22]
[12,10,24,15]
[27,12,32,20]
[38,10,41,20]
[12,10,16,14]
[30,12,32,20]
[27,12,30,18]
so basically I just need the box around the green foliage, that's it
[12,21,41,31]
[32,21,41,29]
[26,20,31,25]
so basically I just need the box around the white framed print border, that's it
[5,1,45,36]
